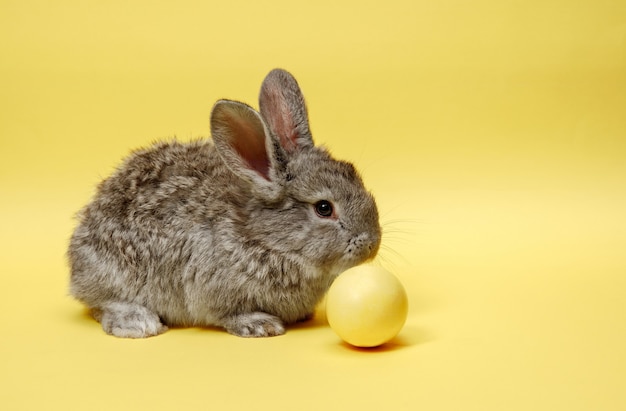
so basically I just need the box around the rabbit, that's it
[68,68,381,338]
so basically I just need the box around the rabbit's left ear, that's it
[211,100,281,187]
[259,69,314,154]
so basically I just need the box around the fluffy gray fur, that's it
[68,69,381,338]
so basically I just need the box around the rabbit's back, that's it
[96,141,223,224]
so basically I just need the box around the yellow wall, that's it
[1,1,625,410]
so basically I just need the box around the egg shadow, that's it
[335,325,435,353]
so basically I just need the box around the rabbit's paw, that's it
[95,302,168,338]
[223,312,286,337]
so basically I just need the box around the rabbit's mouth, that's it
[341,232,381,267]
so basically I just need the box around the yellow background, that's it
[1,1,625,409]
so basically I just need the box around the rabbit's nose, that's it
[349,231,381,263]
[366,234,381,261]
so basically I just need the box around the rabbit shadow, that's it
[70,304,433,349]
[288,308,331,332]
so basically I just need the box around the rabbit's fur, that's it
[68,69,381,338]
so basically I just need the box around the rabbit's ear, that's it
[259,69,314,153]
[211,100,276,183]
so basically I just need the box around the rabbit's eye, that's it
[314,200,334,218]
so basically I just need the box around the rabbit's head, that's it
[210,69,380,276]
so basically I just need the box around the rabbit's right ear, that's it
[211,100,284,197]
[259,69,314,154]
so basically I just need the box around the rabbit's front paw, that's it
[95,302,167,338]
[223,312,285,337]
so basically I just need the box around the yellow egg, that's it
[326,265,408,347]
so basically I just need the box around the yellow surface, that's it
[1,1,625,410]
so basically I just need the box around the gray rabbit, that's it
[68,69,381,338]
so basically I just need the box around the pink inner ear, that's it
[229,118,271,181]
[270,100,298,153]
[260,79,299,153]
